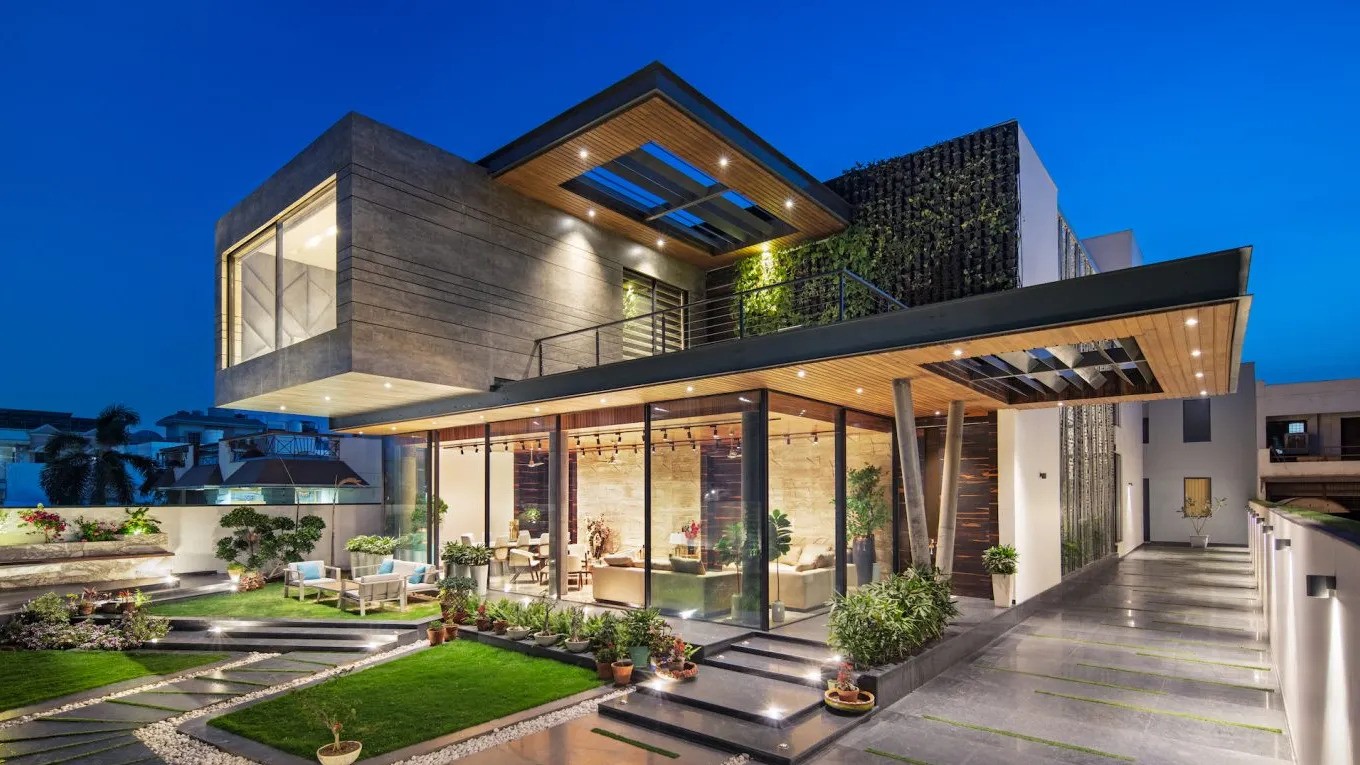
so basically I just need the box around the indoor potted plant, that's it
[656,636,699,681]
[427,619,445,646]
[847,464,890,587]
[441,541,470,579]
[1182,496,1224,548]
[466,543,492,596]
[768,509,793,623]
[982,544,1018,607]
[533,601,561,646]
[564,607,590,652]
[313,705,361,765]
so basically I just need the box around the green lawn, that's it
[147,582,441,621]
[0,650,228,710]
[209,641,601,758]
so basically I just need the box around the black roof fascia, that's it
[477,62,851,224]
[332,246,1251,431]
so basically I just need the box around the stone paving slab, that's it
[0,720,140,742]
[4,733,143,765]
[452,713,733,765]
[277,650,356,666]
[153,678,256,696]
[45,701,177,723]
[112,692,235,712]
[227,657,330,672]
[0,731,129,758]
[207,669,315,686]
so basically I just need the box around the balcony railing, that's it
[1268,445,1360,463]
[527,269,905,378]
[224,433,342,462]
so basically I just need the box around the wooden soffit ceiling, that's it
[479,63,848,267]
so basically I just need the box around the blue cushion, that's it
[377,559,394,574]
[297,561,323,581]
[407,564,427,584]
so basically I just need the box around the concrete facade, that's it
[215,113,703,413]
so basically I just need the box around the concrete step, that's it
[633,664,823,727]
[599,690,865,765]
[170,623,400,641]
[150,632,388,653]
[704,649,827,688]
[726,634,837,666]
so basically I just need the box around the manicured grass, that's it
[209,641,601,758]
[0,650,227,711]
[147,582,441,621]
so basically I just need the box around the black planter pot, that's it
[852,536,875,587]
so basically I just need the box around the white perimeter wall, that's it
[1115,401,1146,556]
[1017,125,1060,288]
[998,408,1062,602]
[0,504,385,573]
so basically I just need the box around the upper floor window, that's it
[227,184,338,366]
[621,269,687,359]
[1183,398,1211,443]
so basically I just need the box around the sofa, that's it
[769,562,856,610]
[592,563,741,617]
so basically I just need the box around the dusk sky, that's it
[2,2,1356,425]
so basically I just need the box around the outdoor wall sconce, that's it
[1274,538,1291,551]
[1306,574,1337,599]
[1260,524,1274,534]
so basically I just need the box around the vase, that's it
[852,536,875,587]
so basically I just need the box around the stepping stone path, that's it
[0,651,363,764]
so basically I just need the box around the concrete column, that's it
[548,428,568,598]
[892,379,931,567]
[935,400,965,576]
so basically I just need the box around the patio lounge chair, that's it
[338,573,407,615]
[350,558,440,598]
[283,560,341,601]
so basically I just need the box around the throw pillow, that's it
[407,564,427,584]
[602,554,633,567]
[669,556,706,575]
[377,559,395,574]
[780,545,804,567]
[297,561,323,581]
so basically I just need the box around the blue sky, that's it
[1,1,1356,422]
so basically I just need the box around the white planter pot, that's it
[349,552,386,575]
[452,563,471,580]
[470,564,489,596]
[317,742,361,765]
[771,601,786,623]
[1189,535,1209,549]
[991,574,1014,607]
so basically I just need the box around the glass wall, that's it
[226,183,337,366]
[436,425,487,567]
[767,393,839,622]
[488,417,555,597]
[649,392,765,628]
[563,407,646,606]
[383,433,430,562]
[846,410,894,590]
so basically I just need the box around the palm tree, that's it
[40,404,158,505]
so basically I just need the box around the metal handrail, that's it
[528,269,905,378]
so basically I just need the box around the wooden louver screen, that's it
[621,270,686,360]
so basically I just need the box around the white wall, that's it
[1081,229,1144,272]
[1260,503,1360,765]
[487,452,515,542]
[1114,401,1146,555]
[1144,363,1257,544]
[1017,125,1061,288]
[0,504,384,573]
[438,449,485,545]
[997,408,1062,603]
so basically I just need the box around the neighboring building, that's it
[211,62,1252,629]
[1256,377,1360,510]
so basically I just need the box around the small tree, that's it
[214,506,325,580]
[846,464,889,540]
[1181,496,1226,536]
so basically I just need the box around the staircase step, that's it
[633,665,822,727]
[728,635,837,665]
[599,691,864,765]
[152,632,387,652]
[705,650,827,688]
[172,623,399,641]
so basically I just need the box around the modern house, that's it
[213,62,1252,630]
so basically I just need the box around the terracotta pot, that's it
[119,602,136,614]
[317,740,362,765]
[658,660,699,681]
[836,687,861,702]
[611,660,634,686]
[97,602,120,614]
[444,623,459,640]
[493,620,508,635]
[476,618,493,631]
[77,602,95,616]
[596,660,613,680]
[428,627,445,646]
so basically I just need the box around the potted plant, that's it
[345,535,397,574]
[982,544,1018,606]
[474,601,493,631]
[533,601,562,646]
[492,600,509,635]
[681,519,700,556]
[443,616,459,641]
[438,576,476,624]
[226,561,245,584]
[611,653,635,686]
[656,636,699,681]
[768,509,793,623]
[116,589,136,614]
[441,542,470,579]
[847,464,890,587]
[827,661,860,702]
[427,619,446,646]
[505,602,533,640]
[77,586,99,616]
[564,607,590,652]
[313,705,361,765]
[466,544,492,596]
[588,612,619,678]
[620,608,670,668]
[1182,496,1225,548]
[585,516,616,562]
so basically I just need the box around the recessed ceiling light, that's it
[479,415,485,420]
[656,238,665,248]
[718,156,729,167]
[534,407,541,412]
[578,148,589,160]
[600,398,607,404]
[323,396,331,401]
[1200,390,1208,396]
[279,405,287,411]
[1058,402,1066,407]
[1185,317,1199,327]
[855,387,863,394]
[952,348,964,357]
[685,385,694,393]
[1190,349,1202,358]
[784,199,794,210]
[383,382,393,389]
[1195,371,1204,379]
[935,410,942,415]
[796,369,806,378]
[587,208,596,218]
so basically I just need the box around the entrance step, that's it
[151,631,398,653]
[633,665,823,727]
[704,649,827,688]
[599,691,864,765]
[150,618,416,653]
[725,634,836,665]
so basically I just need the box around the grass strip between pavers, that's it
[977,664,1166,695]
[865,747,933,764]
[1034,689,1283,733]
[1027,633,1145,651]
[590,727,679,758]
[920,714,1134,761]
[1135,650,1270,671]
[1075,662,1275,692]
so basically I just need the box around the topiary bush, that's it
[214,506,326,579]
[828,566,960,669]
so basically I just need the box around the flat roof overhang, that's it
[333,246,1252,435]
[478,62,849,266]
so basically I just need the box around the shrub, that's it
[828,567,959,669]
[619,608,672,656]
[981,544,1018,575]
[440,542,468,565]
[345,535,398,556]
[19,506,66,542]
[3,592,168,650]
[119,507,162,535]
[74,517,121,542]
[214,506,325,577]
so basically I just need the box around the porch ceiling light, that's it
[1200,390,1208,396]
[1186,317,1198,326]
[587,208,596,218]
[952,348,964,357]
[384,382,393,389]
[718,156,729,167]
[685,386,694,393]
[1195,372,1204,379]
[1306,574,1337,598]
[856,387,864,394]
[1191,349,1202,358]
[578,148,589,160]
[797,369,806,378]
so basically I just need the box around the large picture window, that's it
[227,183,337,366]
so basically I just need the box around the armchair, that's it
[284,560,340,601]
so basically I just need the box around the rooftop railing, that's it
[224,432,342,462]
[527,269,905,378]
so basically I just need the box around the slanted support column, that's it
[892,378,931,567]
[935,400,965,576]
